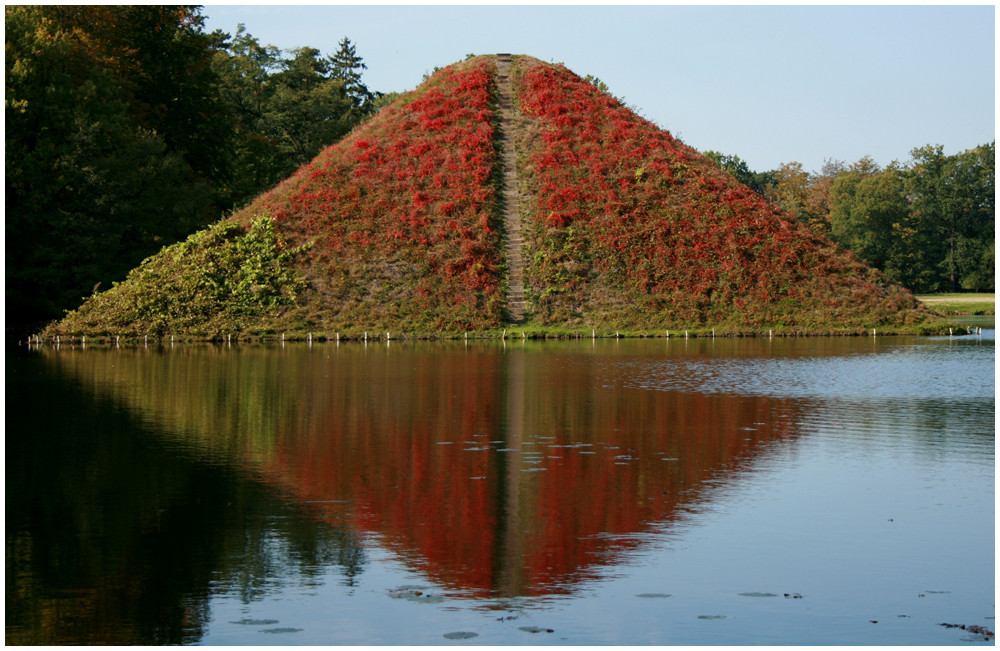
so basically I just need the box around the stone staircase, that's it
[496,54,526,324]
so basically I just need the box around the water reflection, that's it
[7,334,992,644]
[6,351,366,645]
[27,343,797,595]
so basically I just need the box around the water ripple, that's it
[620,339,994,402]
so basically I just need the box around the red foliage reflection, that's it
[252,346,797,597]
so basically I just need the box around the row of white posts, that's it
[28,325,987,347]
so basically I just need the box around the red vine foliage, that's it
[241,57,504,331]
[516,58,923,329]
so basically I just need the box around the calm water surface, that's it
[6,329,994,645]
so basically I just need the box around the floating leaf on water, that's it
[231,618,279,626]
[519,626,554,633]
[738,592,778,598]
[444,631,479,640]
[636,593,672,598]
[924,590,951,594]
[389,585,427,594]
[698,615,728,620]
[388,587,446,604]
[259,627,303,634]
[389,586,427,597]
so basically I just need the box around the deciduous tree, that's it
[6,5,219,326]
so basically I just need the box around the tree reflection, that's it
[6,352,366,645]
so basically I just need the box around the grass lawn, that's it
[915,293,995,314]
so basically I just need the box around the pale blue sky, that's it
[202,4,995,174]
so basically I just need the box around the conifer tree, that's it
[329,37,376,113]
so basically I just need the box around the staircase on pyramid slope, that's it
[496,54,526,324]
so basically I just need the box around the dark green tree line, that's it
[706,143,995,294]
[827,143,994,293]
[213,30,380,205]
[6,6,378,330]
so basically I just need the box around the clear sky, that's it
[202,4,995,174]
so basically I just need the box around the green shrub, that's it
[48,216,309,336]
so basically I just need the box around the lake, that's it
[6,326,995,645]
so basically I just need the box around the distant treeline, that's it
[6,5,993,332]
[704,143,995,294]
[6,5,387,328]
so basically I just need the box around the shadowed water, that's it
[6,330,994,645]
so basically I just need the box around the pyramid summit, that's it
[46,54,944,339]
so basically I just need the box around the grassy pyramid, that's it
[47,55,943,339]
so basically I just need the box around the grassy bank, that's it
[916,293,995,315]
[33,317,959,345]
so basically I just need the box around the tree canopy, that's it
[6,6,377,330]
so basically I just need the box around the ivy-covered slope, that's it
[46,55,944,339]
